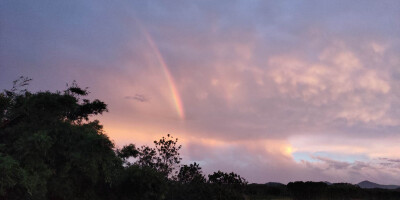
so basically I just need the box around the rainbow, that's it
[138,24,185,119]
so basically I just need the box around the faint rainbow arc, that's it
[138,24,185,119]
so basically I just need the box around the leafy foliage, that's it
[208,171,247,200]
[116,144,139,163]
[208,171,247,186]
[116,165,167,200]
[136,145,158,168]
[0,78,116,200]
[287,181,328,200]
[153,134,182,178]
[0,153,27,198]
[117,134,182,179]
[178,162,206,184]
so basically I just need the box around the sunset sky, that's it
[1,0,400,184]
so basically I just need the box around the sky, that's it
[1,0,400,184]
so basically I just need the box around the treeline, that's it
[1,78,400,200]
[0,78,246,200]
[245,181,400,200]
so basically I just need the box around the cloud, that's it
[378,158,400,169]
[125,94,149,102]
[1,0,400,184]
[312,156,352,170]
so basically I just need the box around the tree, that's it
[208,171,247,200]
[0,153,28,199]
[164,162,211,200]
[116,133,182,179]
[116,165,167,200]
[153,134,182,178]
[136,145,158,169]
[177,162,206,184]
[287,181,328,200]
[208,171,247,186]
[0,78,119,200]
[116,144,139,164]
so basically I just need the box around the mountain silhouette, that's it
[265,182,285,186]
[357,180,400,190]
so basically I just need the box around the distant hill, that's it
[323,181,332,185]
[357,180,400,190]
[265,182,285,186]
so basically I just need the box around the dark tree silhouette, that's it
[178,162,206,184]
[0,78,118,200]
[208,171,247,186]
[117,134,182,179]
[153,134,182,178]
[208,171,247,200]
[116,144,139,164]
